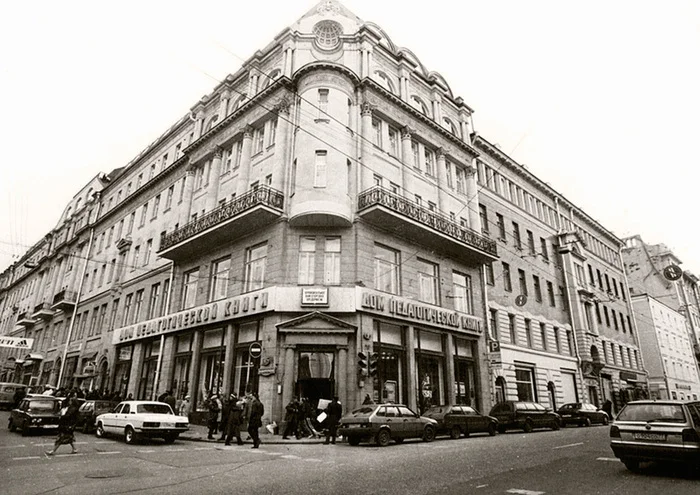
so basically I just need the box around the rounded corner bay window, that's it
[312,20,343,51]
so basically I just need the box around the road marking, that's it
[597,457,620,462]
[54,453,86,458]
[168,448,190,452]
[137,450,156,453]
[0,444,26,449]
[303,458,323,462]
[13,456,41,460]
[97,451,121,455]
[264,452,283,456]
[476,485,488,489]
[553,442,583,450]
[281,454,301,459]
[194,447,213,451]
[506,490,545,495]
[95,441,114,444]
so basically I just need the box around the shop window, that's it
[452,271,473,314]
[454,337,477,408]
[372,321,405,405]
[515,366,537,402]
[374,243,400,295]
[244,243,267,292]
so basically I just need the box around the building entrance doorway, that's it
[296,351,335,406]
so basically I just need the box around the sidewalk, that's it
[179,422,332,444]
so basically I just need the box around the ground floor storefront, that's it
[110,287,489,426]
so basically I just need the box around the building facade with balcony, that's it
[474,137,648,415]
[631,293,700,400]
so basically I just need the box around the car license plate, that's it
[163,423,175,428]
[633,432,666,441]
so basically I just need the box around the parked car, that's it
[0,382,27,410]
[489,401,561,433]
[95,400,189,444]
[423,404,498,438]
[610,400,700,472]
[76,399,119,433]
[338,403,437,447]
[557,402,609,427]
[8,396,62,435]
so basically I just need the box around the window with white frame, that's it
[314,150,327,187]
[455,167,465,193]
[445,161,454,188]
[324,237,341,285]
[245,243,267,292]
[268,118,277,147]
[298,237,316,285]
[253,126,265,154]
[388,126,399,156]
[411,141,420,169]
[182,268,199,309]
[452,271,473,314]
[417,258,439,305]
[232,140,242,169]
[371,117,382,147]
[318,89,329,120]
[424,148,435,176]
[374,243,400,295]
[515,366,537,401]
[209,257,230,301]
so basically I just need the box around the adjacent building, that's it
[0,1,650,426]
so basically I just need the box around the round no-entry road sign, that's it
[249,342,262,359]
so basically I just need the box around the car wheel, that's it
[347,436,360,446]
[622,458,640,472]
[376,429,391,447]
[551,418,560,431]
[498,425,506,434]
[523,419,534,433]
[488,423,497,436]
[450,426,461,440]
[602,416,609,426]
[8,419,15,432]
[584,417,591,427]
[96,422,105,438]
[422,425,435,443]
[394,437,404,444]
[163,434,177,444]
[124,426,136,444]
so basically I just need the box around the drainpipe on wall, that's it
[151,262,175,401]
[558,244,585,403]
[56,193,102,389]
[481,264,494,408]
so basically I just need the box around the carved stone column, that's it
[236,125,255,196]
[221,323,236,395]
[360,101,374,193]
[188,330,203,411]
[466,161,480,231]
[337,347,348,408]
[180,169,196,226]
[282,346,295,410]
[401,126,414,194]
[206,147,223,212]
[272,98,291,193]
[436,148,448,211]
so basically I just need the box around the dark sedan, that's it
[76,400,119,433]
[423,404,498,438]
[489,401,561,433]
[8,396,62,435]
[557,402,609,427]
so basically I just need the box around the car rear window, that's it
[29,400,57,411]
[617,403,687,423]
[347,406,375,417]
[137,404,173,415]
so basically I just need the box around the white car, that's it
[95,400,189,444]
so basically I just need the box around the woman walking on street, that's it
[45,396,80,457]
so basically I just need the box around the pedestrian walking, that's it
[602,399,613,419]
[248,393,264,449]
[163,390,177,412]
[179,395,191,417]
[45,396,80,457]
[218,395,230,441]
[282,397,300,440]
[206,392,221,440]
[324,396,343,445]
[224,394,244,446]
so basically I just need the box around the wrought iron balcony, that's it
[51,289,78,311]
[357,186,498,262]
[158,186,284,260]
[16,311,36,328]
[32,302,54,320]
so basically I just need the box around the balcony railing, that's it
[159,186,284,253]
[51,289,78,310]
[16,312,36,327]
[358,186,498,258]
[32,302,54,320]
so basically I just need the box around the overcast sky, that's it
[1,0,698,277]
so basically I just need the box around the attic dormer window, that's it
[313,21,342,51]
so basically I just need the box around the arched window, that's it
[590,345,600,363]
[374,71,396,95]
[231,94,247,112]
[442,117,458,136]
[410,95,430,117]
[259,69,281,91]
[547,381,557,410]
[495,376,507,403]
[204,115,219,133]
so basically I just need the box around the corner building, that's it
[107,0,497,425]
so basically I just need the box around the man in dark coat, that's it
[247,393,264,449]
[282,397,300,440]
[206,393,220,440]
[224,394,244,446]
[324,396,343,445]
[163,390,177,412]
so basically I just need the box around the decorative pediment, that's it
[277,311,356,333]
[116,237,133,252]
[557,231,587,261]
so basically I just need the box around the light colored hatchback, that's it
[610,400,700,471]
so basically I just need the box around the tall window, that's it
[140,203,148,227]
[324,237,341,285]
[298,237,316,285]
[518,269,527,296]
[540,238,549,261]
[485,263,495,286]
[148,283,161,319]
[318,89,329,119]
[133,289,144,324]
[566,330,575,356]
[547,281,556,306]
[144,239,152,266]
[554,327,561,353]
[512,222,522,249]
[232,141,242,169]
[508,314,517,344]
[479,204,488,233]
[182,268,199,309]
[152,195,160,219]
[122,293,133,327]
[489,309,499,340]
[314,151,327,187]
[371,117,382,147]
[244,243,267,292]
[110,299,120,330]
[374,244,400,295]
[424,149,435,176]
[411,141,420,169]
[209,257,231,301]
[452,272,473,314]
[502,263,512,292]
[515,367,536,401]
[253,126,265,154]
[524,319,532,348]
[132,246,140,270]
[445,161,454,188]
[165,186,174,210]
[417,259,439,305]
[533,275,542,302]
[496,214,506,240]
[527,230,535,255]
[540,323,547,351]
[388,126,399,156]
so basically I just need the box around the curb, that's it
[179,435,330,445]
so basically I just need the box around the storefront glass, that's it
[138,341,159,400]
[454,337,477,408]
[415,329,445,414]
[231,321,261,397]
[171,334,192,401]
[372,321,406,405]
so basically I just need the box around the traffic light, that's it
[368,353,379,377]
[357,351,368,377]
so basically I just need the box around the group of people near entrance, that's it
[205,391,264,448]
[283,396,342,445]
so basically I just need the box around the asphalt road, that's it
[1,411,698,495]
